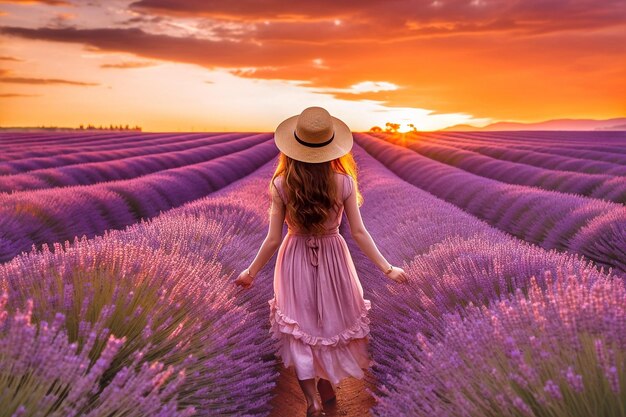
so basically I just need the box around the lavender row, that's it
[0,132,211,157]
[0,140,278,263]
[0,134,270,193]
[1,156,285,416]
[421,132,626,176]
[480,141,626,166]
[370,131,626,176]
[0,130,161,150]
[381,134,625,204]
[338,145,623,415]
[460,132,626,165]
[434,130,626,151]
[355,133,626,274]
[0,132,250,172]
[452,130,626,155]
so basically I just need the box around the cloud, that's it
[0,68,99,85]
[0,55,23,61]
[0,26,320,68]
[100,60,158,69]
[0,92,41,97]
[0,0,72,5]
[128,0,359,21]
[314,81,400,96]
[1,0,624,123]
[56,12,75,19]
[127,0,626,36]
[0,76,99,85]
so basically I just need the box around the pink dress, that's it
[267,172,374,386]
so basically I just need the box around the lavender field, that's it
[1,130,625,416]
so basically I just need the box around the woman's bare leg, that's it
[297,377,322,411]
[317,378,336,402]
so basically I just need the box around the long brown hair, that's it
[269,151,363,235]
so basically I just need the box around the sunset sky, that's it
[0,0,624,132]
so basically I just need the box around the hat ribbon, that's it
[294,130,335,148]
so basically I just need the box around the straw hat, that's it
[274,106,353,163]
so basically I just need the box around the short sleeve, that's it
[272,176,286,204]
[342,174,354,202]
[269,178,285,215]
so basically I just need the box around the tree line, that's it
[369,122,418,133]
[79,124,142,131]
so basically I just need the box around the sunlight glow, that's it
[397,123,413,133]
[349,81,399,93]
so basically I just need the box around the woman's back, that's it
[272,172,353,235]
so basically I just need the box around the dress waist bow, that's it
[287,227,340,327]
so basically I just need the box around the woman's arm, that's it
[246,184,285,278]
[343,181,408,283]
[343,182,392,273]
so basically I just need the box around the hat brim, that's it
[274,114,353,163]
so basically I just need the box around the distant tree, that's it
[79,124,84,130]
[369,126,383,132]
[385,122,400,133]
[407,123,418,133]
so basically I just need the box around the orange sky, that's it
[0,0,625,132]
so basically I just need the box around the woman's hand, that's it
[234,269,254,289]
[386,266,408,284]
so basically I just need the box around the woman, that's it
[235,106,408,416]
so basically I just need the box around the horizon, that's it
[2,115,625,133]
[1,0,625,132]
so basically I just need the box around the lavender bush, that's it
[1,232,260,414]
[355,133,626,274]
[371,267,626,417]
[0,292,195,417]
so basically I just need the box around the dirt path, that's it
[268,363,377,416]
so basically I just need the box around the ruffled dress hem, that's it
[267,297,374,385]
[268,297,372,347]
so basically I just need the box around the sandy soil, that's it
[268,363,377,417]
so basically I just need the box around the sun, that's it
[397,123,413,133]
